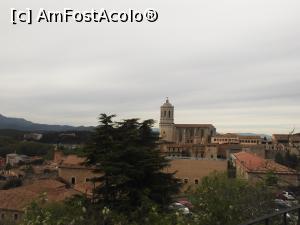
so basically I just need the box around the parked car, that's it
[274,199,291,209]
[177,200,194,209]
[276,191,296,201]
[169,202,190,215]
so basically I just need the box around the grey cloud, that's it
[0,0,300,134]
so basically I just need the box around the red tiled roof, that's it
[61,155,86,166]
[233,151,297,174]
[0,179,80,211]
[54,151,88,168]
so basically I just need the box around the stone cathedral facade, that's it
[159,98,216,145]
[159,98,218,159]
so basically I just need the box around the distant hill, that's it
[0,114,94,132]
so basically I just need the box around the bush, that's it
[188,172,275,225]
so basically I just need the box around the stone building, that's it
[272,134,300,145]
[159,98,216,145]
[159,98,218,159]
[211,133,262,145]
[54,151,100,195]
[0,179,79,224]
[6,154,32,167]
[164,159,227,188]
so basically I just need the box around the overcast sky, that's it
[1,0,300,134]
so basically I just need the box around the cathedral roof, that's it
[175,124,215,128]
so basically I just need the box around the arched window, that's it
[164,111,166,117]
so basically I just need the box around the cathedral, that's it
[159,98,216,145]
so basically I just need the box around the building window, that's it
[164,111,166,117]
[183,178,188,184]
[85,178,89,183]
[14,213,18,221]
[71,177,76,185]
[1,214,4,220]
[168,110,171,118]
[194,179,199,185]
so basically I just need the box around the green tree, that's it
[274,152,285,165]
[265,170,278,186]
[85,114,181,212]
[275,151,299,169]
[22,196,191,225]
[189,172,275,225]
[285,151,298,169]
[5,163,12,171]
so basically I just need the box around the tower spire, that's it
[159,98,174,142]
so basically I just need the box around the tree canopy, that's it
[189,172,275,225]
[85,114,181,212]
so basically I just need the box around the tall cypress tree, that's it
[85,114,181,212]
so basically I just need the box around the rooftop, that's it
[61,155,86,166]
[175,124,215,128]
[233,151,297,174]
[214,133,261,139]
[214,133,239,138]
[273,134,300,142]
[0,179,80,211]
[54,151,87,168]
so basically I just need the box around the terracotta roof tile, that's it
[61,155,86,166]
[233,151,297,174]
[0,179,80,211]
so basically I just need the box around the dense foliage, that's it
[0,130,92,159]
[0,139,52,158]
[21,172,276,225]
[17,142,52,156]
[85,114,181,212]
[39,131,93,144]
[189,172,275,225]
[275,151,299,169]
[22,195,191,225]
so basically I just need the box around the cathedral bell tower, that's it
[159,98,175,142]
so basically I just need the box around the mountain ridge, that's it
[0,114,94,132]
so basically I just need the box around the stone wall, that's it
[58,166,100,185]
[164,159,227,187]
